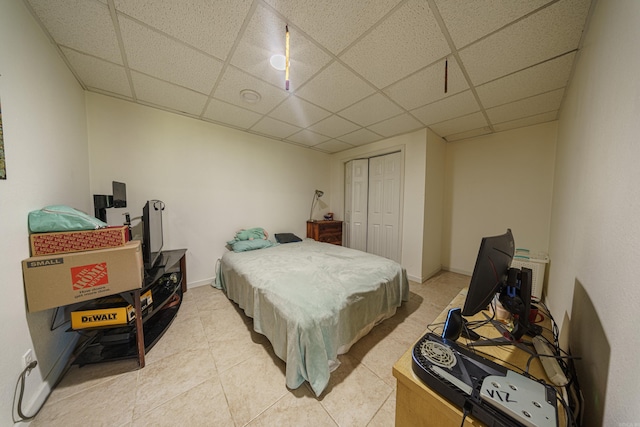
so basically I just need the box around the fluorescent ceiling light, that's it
[270,54,286,71]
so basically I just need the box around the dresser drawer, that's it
[307,221,343,246]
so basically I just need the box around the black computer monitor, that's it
[462,229,515,316]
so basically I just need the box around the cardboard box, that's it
[70,289,152,329]
[29,225,130,256]
[22,241,143,312]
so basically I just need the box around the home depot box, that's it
[29,225,130,256]
[22,241,143,312]
[70,289,152,329]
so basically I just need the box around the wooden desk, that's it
[392,289,561,426]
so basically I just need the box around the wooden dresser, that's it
[306,220,343,245]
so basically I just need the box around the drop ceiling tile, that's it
[367,113,424,138]
[411,90,479,126]
[313,139,354,154]
[131,72,208,116]
[340,0,450,89]
[27,0,122,63]
[477,52,576,108]
[268,96,331,128]
[119,17,223,94]
[445,127,493,142]
[434,0,551,49]
[460,0,591,85]
[213,67,289,114]
[250,116,301,139]
[493,111,557,132]
[429,112,488,137]
[337,128,384,146]
[263,0,401,54]
[230,4,332,92]
[61,47,131,98]
[383,57,468,110]
[338,94,404,127]
[486,88,564,124]
[308,115,360,138]
[114,0,252,60]
[202,98,262,130]
[286,130,331,146]
[295,62,376,112]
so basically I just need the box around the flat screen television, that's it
[142,200,164,270]
[462,228,515,316]
[112,181,127,208]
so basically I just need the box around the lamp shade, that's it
[309,189,324,221]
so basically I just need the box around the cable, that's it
[460,402,472,427]
[13,361,47,422]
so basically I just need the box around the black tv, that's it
[461,229,515,316]
[142,200,164,270]
[112,181,127,208]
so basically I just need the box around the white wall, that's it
[442,122,558,274]
[548,0,640,424]
[86,93,331,286]
[0,1,90,424]
[423,129,446,279]
[329,129,432,282]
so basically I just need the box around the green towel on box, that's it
[28,205,107,233]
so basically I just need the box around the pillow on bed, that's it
[275,233,302,243]
[231,239,275,252]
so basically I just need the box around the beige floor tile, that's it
[319,354,393,427]
[190,284,236,313]
[375,313,428,349]
[247,387,337,426]
[142,311,208,365]
[133,347,218,418]
[131,377,234,427]
[367,391,396,427]
[219,349,288,426]
[44,359,139,405]
[209,328,272,373]
[31,372,137,427]
[200,304,255,343]
[350,331,408,387]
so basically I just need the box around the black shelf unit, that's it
[72,248,187,368]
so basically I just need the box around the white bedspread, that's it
[215,239,409,396]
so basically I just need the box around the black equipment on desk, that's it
[442,229,541,342]
[412,333,558,427]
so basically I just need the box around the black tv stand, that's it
[72,248,187,368]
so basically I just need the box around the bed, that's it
[214,238,409,396]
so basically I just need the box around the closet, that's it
[344,151,402,262]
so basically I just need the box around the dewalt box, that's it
[22,241,143,312]
[70,289,152,329]
[29,225,130,256]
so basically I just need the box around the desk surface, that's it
[392,288,562,427]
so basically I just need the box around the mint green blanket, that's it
[215,239,409,396]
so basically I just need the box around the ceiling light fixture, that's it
[270,54,286,71]
[285,25,290,90]
[444,58,448,94]
[240,89,261,104]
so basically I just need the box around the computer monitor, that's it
[462,229,515,316]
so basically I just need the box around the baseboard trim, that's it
[187,278,214,289]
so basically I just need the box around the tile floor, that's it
[30,271,469,427]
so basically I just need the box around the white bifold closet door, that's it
[345,151,402,262]
[344,159,369,251]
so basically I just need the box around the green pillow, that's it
[231,239,276,252]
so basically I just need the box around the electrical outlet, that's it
[23,349,34,369]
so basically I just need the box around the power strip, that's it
[532,336,569,386]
